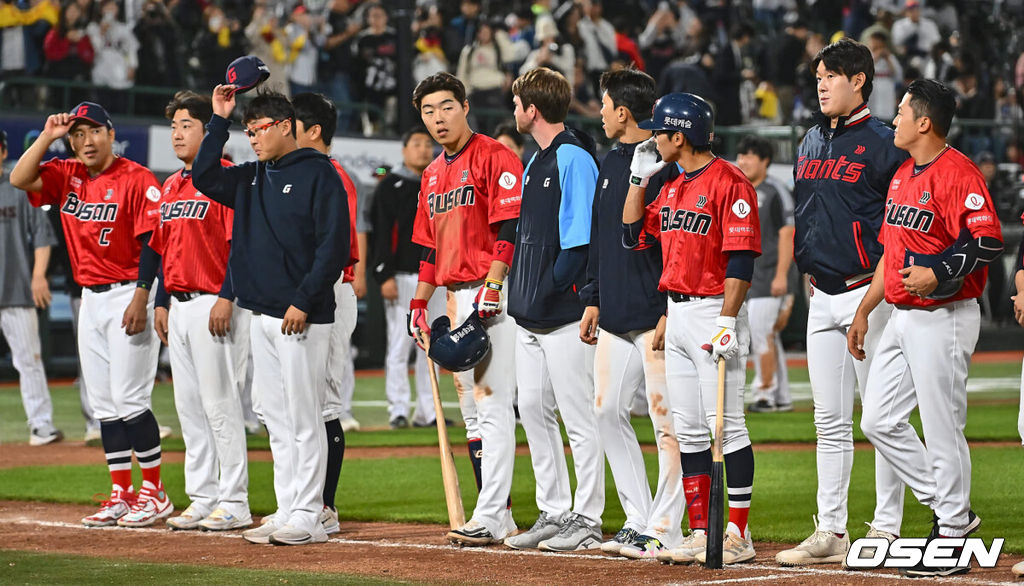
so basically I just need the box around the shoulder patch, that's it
[498,172,517,190]
[732,198,752,218]
[965,192,985,211]
[146,185,161,202]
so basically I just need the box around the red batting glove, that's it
[474,278,504,318]
[407,298,430,349]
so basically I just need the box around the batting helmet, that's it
[638,93,714,148]
[428,313,491,372]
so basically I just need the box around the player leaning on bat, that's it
[849,79,1001,578]
[623,92,761,565]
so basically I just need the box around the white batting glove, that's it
[707,315,739,362]
[629,137,667,188]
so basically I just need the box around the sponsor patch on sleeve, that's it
[499,172,518,190]
[732,198,751,218]
[146,185,162,202]
[964,192,985,211]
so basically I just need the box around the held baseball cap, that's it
[226,55,270,94]
[69,102,114,129]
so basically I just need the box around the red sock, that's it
[110,468,132,494]
[683,474,710,532]
[728,505,750,538]
[137,447,162,491]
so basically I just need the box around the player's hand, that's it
[352,271,367,299]
[31,275,51,309]
[847,312,869,361]
[154,306,169,345]
[42,113,74,141]
[121,288,150,336]
[702,315,738,362]
[380,277,398,301]
[579,305,599,345]
[629,137,667,188]
[212,84,238,118]
[474,278,503,318]
[407,298,430,349]
[770,274,788,297]
[209,297,233,337]
[1011,292,1024,327]
[282,305,307,335]
[773,293,795,332]
[899,265,938,298]
[652,314,666,351]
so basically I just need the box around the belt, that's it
[171,291,211,302]
[668,291,707,303]
[86,280,133,293]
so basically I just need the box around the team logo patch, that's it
[70,177,82,188]
[602,178,609,190]
[918,191,932,205]
[891,179,901,191]
[543,177,551,188]
[282,184,292,194]
[461,170,469,183]
[731,198,751,218]
[720,334,731,345]
[667,188,676,199]
[428,176,437,186]
[105,189,114,201]
[498,172,517,190]
[855,145,866,155]
[965,192,985,210]
[145,186,160,202]
[696,195,707,209]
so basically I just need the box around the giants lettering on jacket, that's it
[795,155,865,183]
[428,184,476,218]
[885,197,934,233]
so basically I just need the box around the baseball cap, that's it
[69,102,114,129]
[226,55,270,94]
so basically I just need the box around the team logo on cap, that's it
[664,116,693,129]
[731,199,751,218]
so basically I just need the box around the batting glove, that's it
[707,315,739,362]
[629,137,667,188]
[474,278,504,318]
[407,298,430,349]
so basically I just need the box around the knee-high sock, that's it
[323,418,346,509]
[100,419,133,492]
[124,410,162,490]
[725,446,754,538]
[467,438,483,492]
[681,449,713,533]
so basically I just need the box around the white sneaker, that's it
[658,531,706,564]
[166,503,211,530]
[82,489,134,527]
[269,524,329,546]
[243,521,281,544]
[697,531,756,565]
[29,423,63,446]
[620,535,668,559]
[500,508,517,540]
[339,417,360,432]
[777,517,849,566]
[504,512,563,550]
[320,506,340,534]
[158,425,173,439]
[199,508,253,531]
[1012,559,1024,577]
[843,523,897,569]
[118,484,174,527]
[537,513,602,552]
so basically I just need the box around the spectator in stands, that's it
[891,0,941,63]
[321,0,362,133]
[519,15,574,77]
[953,64,996,156]
[87,0,138,113]
[493,121,526,163]
[134,0,184,115]
[859,8,894,49]
[612,16,644,71]
[43,1,93,108]
[190,5,246,93]
[569,60,601,117]
[769,18,809,123]
[354,2,398,135]
[413,27,448,85]
[285,5,320,96]
[457,19,510,133]
[710,22,756,126]
[244,2,290,90]
[866,30,902,121]
[445,0,481,65]
[577,0,617,92]
[638,1,691,81]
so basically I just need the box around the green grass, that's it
[0,550,403,585]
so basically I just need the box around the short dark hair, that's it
[401,126,432,146]
[492,122,523,147]
[599,68,657,123]
[413,72,467,111]
[242,88,296,137]
[512,67,571,124]
[164,90,213,123]
[736,134,773,162]
[813,38,874,101]
[905,78,956,138]
[292,92,337,145]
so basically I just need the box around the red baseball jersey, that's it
[412,133,523,285]
[643,157,761,296]
[149,167,233,293]
[331,158,360,283]
[28,157,161,287]
[881,147,1002,307]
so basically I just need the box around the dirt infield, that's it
[0,501,1020,585]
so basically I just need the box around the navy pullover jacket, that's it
[579,140,677,334]
[192,114,350,323]
[793,104,908,294]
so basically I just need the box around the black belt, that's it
[171,291,211,302]
[86,280,133,293]
[668,291,706,303]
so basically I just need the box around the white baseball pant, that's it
[516,321,605,527]
[806,284,903,535]
[70,296,98,430]
[324,279,357,422]
[168,294,250,517]
[860,300,979,536]
[594,327,682,546]
[447,281,516,536]
[1018,356,1024,445]
[78,284,159,421]
[1,306,55,429]
[250,313,331,534]
[384,272,444,424]
[747,295,791,406]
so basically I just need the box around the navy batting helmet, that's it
[428,313,491,372]
[638,93,714,148]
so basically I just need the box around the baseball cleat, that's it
[619,535,667,559]
[601,527,641,555]
[447,520,500,546]
[200,508,253,531]
[537,513,602,552]
[268,524,329,546]
[1011,559,1024,578]
[166,503,211,530]
[389,415,409,429]
[84,425,102,447]
[747,399,775,413]
[504,511,562,550]
[117,484,173,527]
[777,517,849,566]
[158,425,173,439]
[339,417,360,432]
[29,423,64,446]
[697,531,755,565]
[843,523,896,569]
[774,402,794,412]
[319,506,340,534]
[658,530,706,564]
[82,489,134,527]
[243,521,280,544]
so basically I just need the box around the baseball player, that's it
[408,72,521,546]
[734,135,797,413]
[623,92,761,565]
[11,102,170,527]
[369,127,447,429]
[579,69,682,558]
[505,67,605,552]
[851,79,999,578]
[0,129,63,446]
[291,91,360,534]
[148,91,251,532]
[193,85,350,546]
[776,38,909,566]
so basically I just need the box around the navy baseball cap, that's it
[226,56,270,94]
[69,102,114,129]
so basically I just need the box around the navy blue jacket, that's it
[193,114,350,323]
[793,104,908,294]
[508,129,598,329]
[579,140,677,334]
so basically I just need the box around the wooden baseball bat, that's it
[704,357,727,569]
[418,332,466,530]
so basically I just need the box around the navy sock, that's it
[100,419,133,491]
[123,410,161,489]
[680,448,712,476]
[323,418,345,509]
[467,438,483,492]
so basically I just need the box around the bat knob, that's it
[701,343,713,353]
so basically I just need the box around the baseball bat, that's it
[704,357,727,569]
[418,332,466,530]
